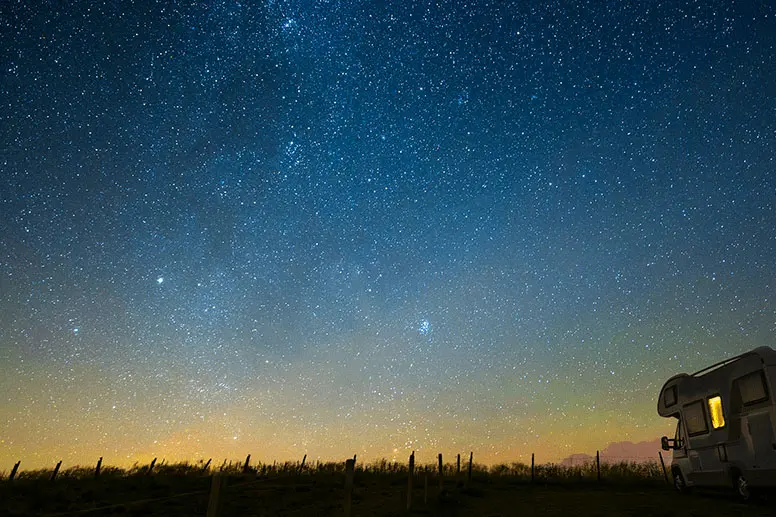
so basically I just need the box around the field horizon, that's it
[4,452,772,517]
[2,437,670,476]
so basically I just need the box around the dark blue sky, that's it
[2,0,775,467]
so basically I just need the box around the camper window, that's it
[663,385,677,407]
[707,395,725,429]
[738,371,769,406]
[683,400,709,436]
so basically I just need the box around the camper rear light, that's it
[708,395,726,429]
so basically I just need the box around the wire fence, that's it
[1,452,672,516]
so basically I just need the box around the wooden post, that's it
[344,458,355,517]
[206,473,224,517]
[299,454,307,474]
[531,453,535,483]
[406,451,415,511]
[658,452,669,485]
[456,454,461,476]
[596,451,601,482]
[467,452,473,485]
[438,453,443,491]
[147,458,157,475]
[243,454,251,474]
[95,457,102,478]
[9,461,20,481]
[50,461,62,482]
[203,458,212,473]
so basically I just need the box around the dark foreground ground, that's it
[1,474,773,516]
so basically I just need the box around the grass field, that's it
[1,460,772,516]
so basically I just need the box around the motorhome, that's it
[657,346,776,500]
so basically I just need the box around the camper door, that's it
[737,370,776,471]
[673,419,687,460]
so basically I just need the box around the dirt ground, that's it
[2,475,773,516]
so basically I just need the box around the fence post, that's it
[531,453,535,483]
[243,454,251,474]
[95,457,102,479]
[407,451,415,511]
[438,453,443,491]
[50,461,62,482]
[344,458,355,517]
[9,461,20,481]
[147,458,157,475]
[467,452,473,486]
[596,451,601,482]
[658,452,669,485]
[206,473,224,517]
[456,454,461,477]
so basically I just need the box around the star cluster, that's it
[1,0,775,468]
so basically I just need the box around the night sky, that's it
[2,0,775,470]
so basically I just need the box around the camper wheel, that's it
[732,471,751,501]
[672,468,689,494]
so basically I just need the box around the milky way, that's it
[2,1,775,469]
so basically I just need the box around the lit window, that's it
[708,396,725,429]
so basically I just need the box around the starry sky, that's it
[2,0,775,470]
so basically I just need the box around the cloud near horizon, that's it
[560,438,670,466]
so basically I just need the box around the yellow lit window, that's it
[708,396,725,429]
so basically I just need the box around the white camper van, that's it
[657,346,776,499]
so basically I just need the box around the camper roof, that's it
[657,346,776,418]
[690,346,776,378]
